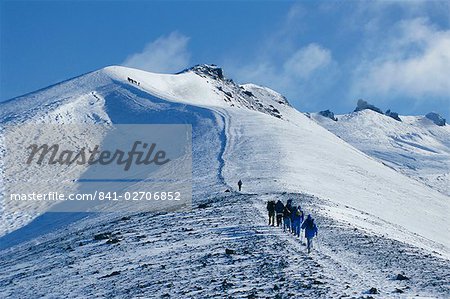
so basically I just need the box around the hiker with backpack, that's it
[266,200,276,226]
[292,205,304,237]
[238,179,243,191]
[275,200,284,227]
[301,214,318,253]
[290,202,297,234]
[285,199,294,232]
[283,203,292,233]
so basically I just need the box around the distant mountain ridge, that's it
[312,104,450,196]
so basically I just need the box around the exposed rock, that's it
[181,64,224,80]
[368,287,379,294]
[395,273,410,281]
[106,238,120,244]
[247,292,257,299]
[243,90,254,97]
[319,109,338,121]
[354,99,383,114]
[100,271,120,279]
[94,232,111,240]
[385,109,402,122]
[425,112,446,126]
[225,248,236,255]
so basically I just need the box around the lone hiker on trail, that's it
[292,205,304,238]
[266,200,275,226]
[238,180,243,191]
[301,214,318,253]
[275,200,284,227]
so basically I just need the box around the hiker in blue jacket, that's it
[292,205,304,237]
[301,214,318,253]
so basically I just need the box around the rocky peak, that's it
[318,109,338,121]
[425,112,446,126]
[354,99,383,114]
[385,109,402,122]
[181,64,225,80]
[179,64,286,119]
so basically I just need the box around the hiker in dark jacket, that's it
[238,180,242,191]
[266,200,275,226]
[301,214,318,253]
[292,206,304,237]
[286,199,294,232]
[283,205,292,233]
[275,200,284,227]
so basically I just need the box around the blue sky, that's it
[1,0,449,118]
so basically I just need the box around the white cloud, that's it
[283,44,332,79]
[122,32,190,73]
[223,4,337,109]
[352,18,450,100]
[227,42,335,109]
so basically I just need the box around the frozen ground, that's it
[1,192,448,298]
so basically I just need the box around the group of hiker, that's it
[127,77,140,86]
[236,180,318,253]
[266,199,319,253]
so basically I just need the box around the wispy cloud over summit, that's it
[122,32,191,73]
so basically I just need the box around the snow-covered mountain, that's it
[311,105,450,196]
[1,65,449,298]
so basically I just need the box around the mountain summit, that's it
[180,64,225,80]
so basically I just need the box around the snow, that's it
[1,65,449,298]
[311,110,450,196]
[1,193,448,298]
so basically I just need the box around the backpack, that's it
[267,201,275,211]
[275,201,284,213]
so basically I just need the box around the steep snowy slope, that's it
[311,110,450,196]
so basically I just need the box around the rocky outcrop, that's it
[425,112,446,126]
[180,64,225,80]
[318,109,338,121]
[354,99,383,114]
[385,109,402,122]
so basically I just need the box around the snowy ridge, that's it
[311,109,450,196]
[0,65,449,298]
[107,65,287,119]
